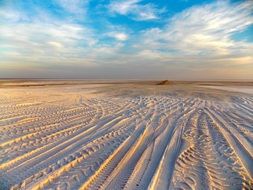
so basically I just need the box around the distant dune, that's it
[157,80,174,85]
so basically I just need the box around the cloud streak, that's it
[137,1,253,63]
[108,0,164,21]
[55,0,90,16]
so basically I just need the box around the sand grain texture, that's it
[0,83,252,190]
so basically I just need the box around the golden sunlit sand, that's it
[0,81,252,190]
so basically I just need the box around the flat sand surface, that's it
[0,81,252,190]
[200,85,253,95]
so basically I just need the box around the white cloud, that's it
[48,41,63,48]
[109,0,139,15]
[0,20,97,65]
[108,32,128,41]
[108,0,163,20]
[55,0,89,15]
[137,1,253,62]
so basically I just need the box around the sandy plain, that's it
[0,81,252,190]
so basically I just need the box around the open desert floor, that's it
[0,81,252,190]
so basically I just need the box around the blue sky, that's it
[0,0,253,80]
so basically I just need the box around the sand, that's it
[200,85,253,95]
[0,82,252,190]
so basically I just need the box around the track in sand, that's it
[0,84,252,190]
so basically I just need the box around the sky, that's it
[0,0,253,80]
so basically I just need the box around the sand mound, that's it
[157,80,173,85]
